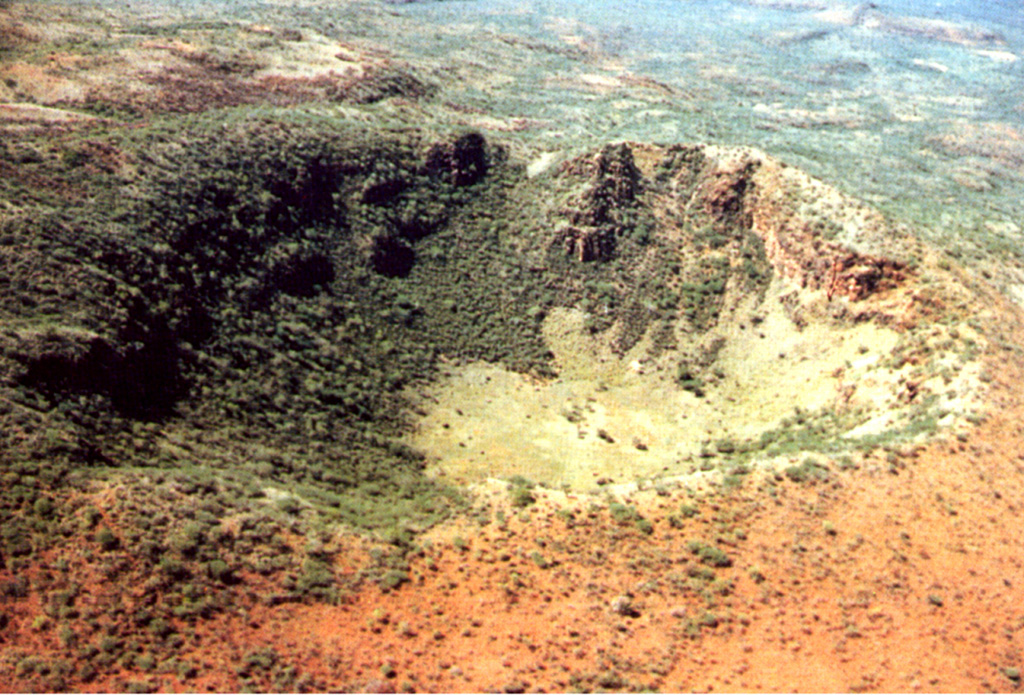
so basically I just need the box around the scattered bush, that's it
[297,558,335,600]
[95,527,119,551]
[687,541,732,568]
[784,458,831,484]
[509,486,536,509]
[609,503,639,525]
[379,570,408,591]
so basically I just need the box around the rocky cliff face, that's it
[555,143,644,262]
[424,131,489,188]
[549,139,910,306]
[657,143,911,304]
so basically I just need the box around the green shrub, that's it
[607,503,653,534]
[205,559,234,584]
[555,509,575,527]
[379,570,408,591]
[677,370,705,397]
[58,624,76,648]
[784,458,830,483]
[238,648,277,677]
[169,522,205,558]
[95,527,119,551]
[2,523,32,557]
[148,617,173,639]
[276,497,302,515]
[33,497,55,518]
[79,507,102,530]
[509,486,536,508]
[686,563,716,581]
[158,556,189,581]
[1,576,29,598]
[297,558,334,599]
[687,541,732,568]
[609,503,639,524]
[177,661,198,680]
[78,662,97,683]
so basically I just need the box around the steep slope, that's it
[413,141,986,492]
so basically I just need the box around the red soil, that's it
[8,349,1022,692]
[269,381,1024,693]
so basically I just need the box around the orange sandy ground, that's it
[100,352,1024,690]
[6,319,1024,693]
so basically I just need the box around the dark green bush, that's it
[784,459,831,483]
[679,503,699,518]
[687,541,732,568]
[509,486,536,508]
[609,503,637,524]
[379,569,409,591]
[95,527,119,551]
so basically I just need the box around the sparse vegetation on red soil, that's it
[6,348,1024,693]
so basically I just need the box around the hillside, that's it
[1,1,1024,692]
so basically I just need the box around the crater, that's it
[410,282,930,491]
[408,142,987,491]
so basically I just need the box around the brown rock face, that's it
[553,141,908,302]
[557,142,643,262]
[693,158,756,230]
[560,225,613,263]
[424,132,488,187]
[678,145,909,302]
[828,255,907,301]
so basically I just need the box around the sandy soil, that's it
[27,329,1022,693]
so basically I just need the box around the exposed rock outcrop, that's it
[556,142,643,262]
[671,145,909,302]
[424,132,488,187]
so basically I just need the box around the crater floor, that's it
[412,288,906,490]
